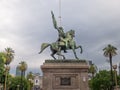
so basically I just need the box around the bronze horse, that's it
[38,30,82,60]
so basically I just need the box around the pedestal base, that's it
[41,59,89,90]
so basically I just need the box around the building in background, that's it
[16,65,21,76]
[88,60,92,66]
[88,60,92,80]
[33,73,42,90]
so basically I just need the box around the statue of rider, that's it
[51,11,67,53]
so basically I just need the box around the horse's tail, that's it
[38,43,50,54]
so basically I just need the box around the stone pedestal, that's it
[41,60,89,90]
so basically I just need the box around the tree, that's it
[117,75,120,87]
[27,72,33,79]
[27,72,34,90]
[8,76,30,90]
[4,47,15,65]
[103,44,117,90]
[4,47,15,90]
[89,64,98,78]
[0,52,6,84]
[89,70,111,90]
[19,61,27,77]
[18,61,27,90]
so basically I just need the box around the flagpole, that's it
[58,0,62,59]
[59,0,61,27]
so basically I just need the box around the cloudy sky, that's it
[0,0,120,75]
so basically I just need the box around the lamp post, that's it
[113,65,118,90]
[17,85,20,90]
[0,84,3,90]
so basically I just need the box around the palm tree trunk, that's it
[21,71,23,90]
[23,71,25,77]
[4,71,7,90]
[109,54,113,90]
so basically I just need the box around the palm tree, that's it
[103,44,117,90]
[89,64,98,78]
[19,61,27,90]
[0,52,6,84]
[0,52,7,63]
[4,47,15,90]
[19,61,27,77]
[4,47,14,65]
[27,72,34,80]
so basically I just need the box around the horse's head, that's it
[66,29,75,39]
[69,29,75,37]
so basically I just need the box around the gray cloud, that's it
[0,0,120,75]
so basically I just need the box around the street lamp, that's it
[112,65,118,90]
[0,84,3,90]
[29,79,33,90]
[17,85,20,90]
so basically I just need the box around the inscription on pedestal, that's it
[60,77,71,86]
[53,74,79,89]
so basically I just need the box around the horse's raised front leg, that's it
[72,49,79,60]
[75,45,83,54]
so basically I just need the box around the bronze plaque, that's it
[60,77,71,85]
[52,74,79,89]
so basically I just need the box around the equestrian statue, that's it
[38,11,82,60]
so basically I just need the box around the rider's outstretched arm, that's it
[51,11,59,30]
